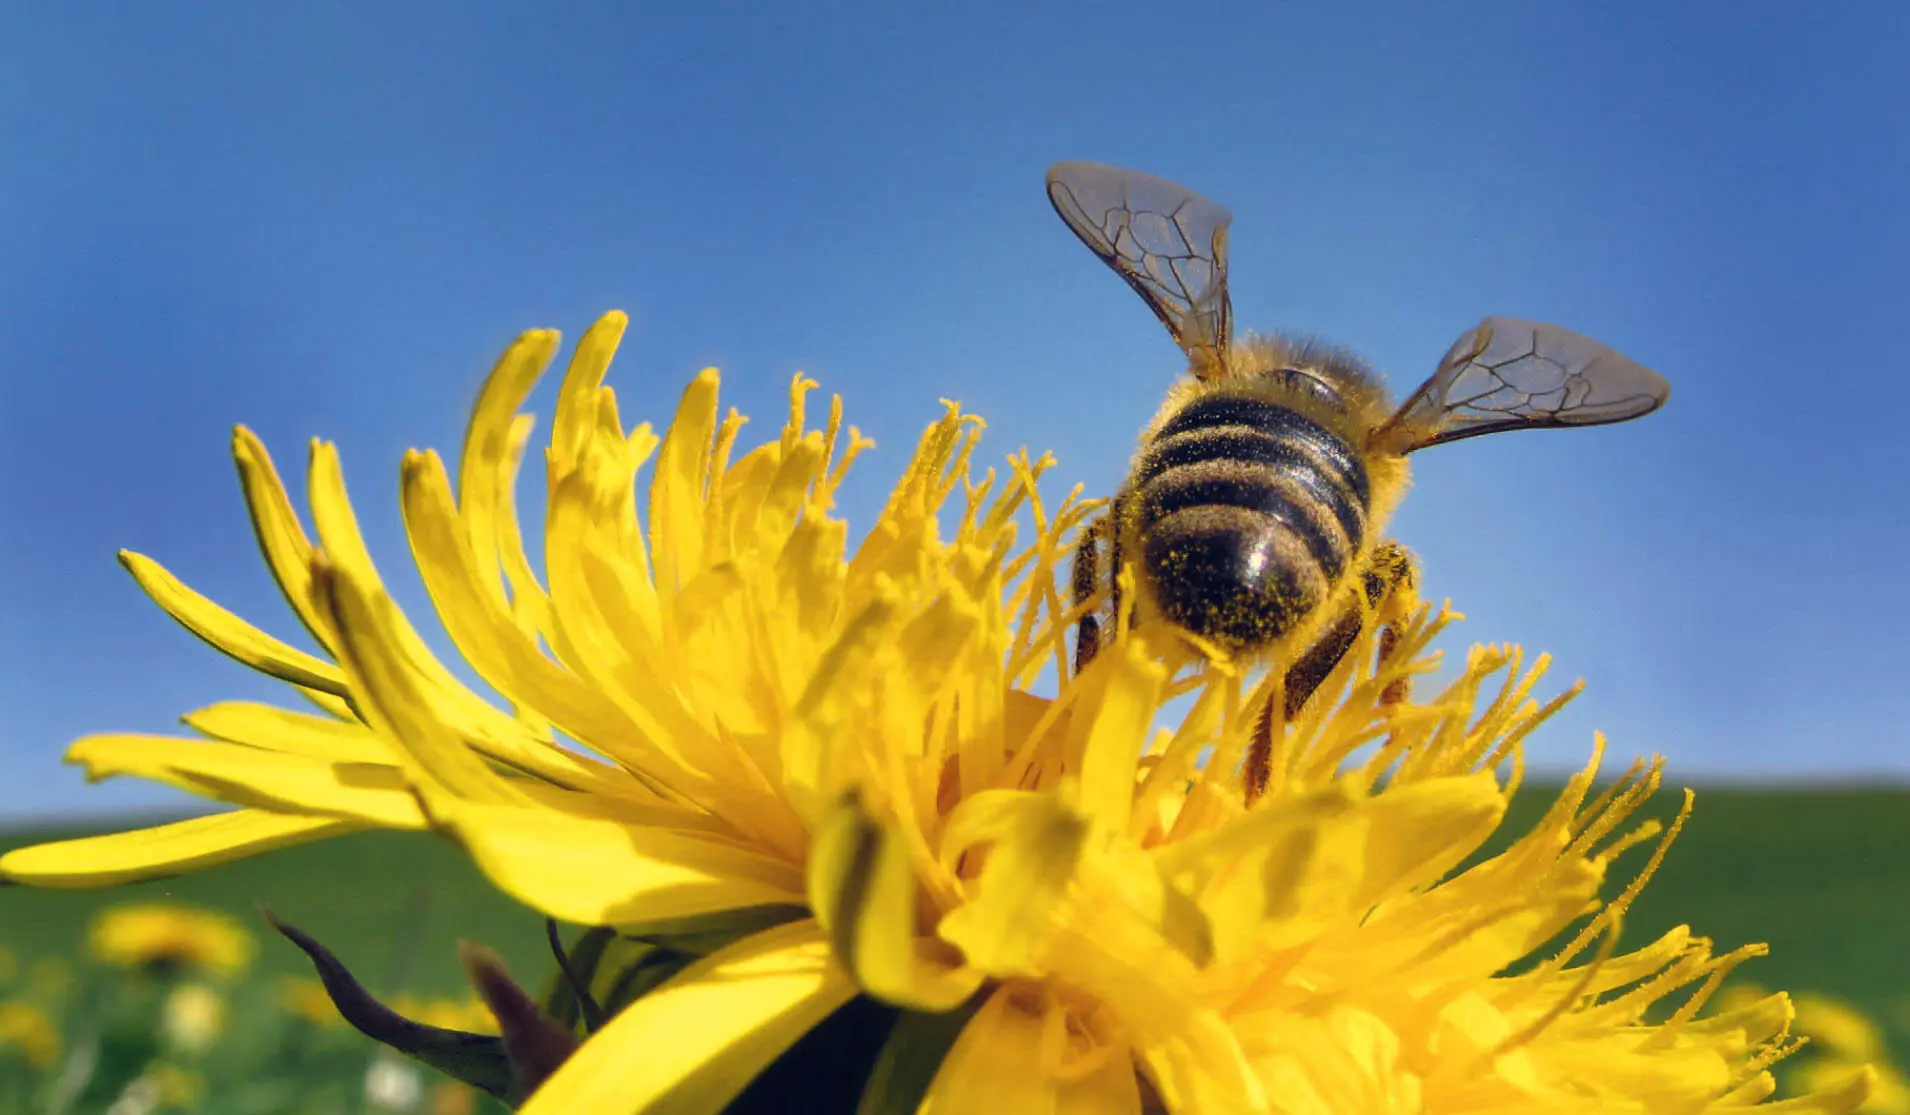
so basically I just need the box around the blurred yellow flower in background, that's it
[87,903,254,978]
[430,1080,480,1115]
[1723,984,1909,1114]
[0,1000,60,1069]
[159,982,226,1053]
[148,1063,207,1109]
[388,992,499,1036]
[0,312,1879,1113]
[1790,992,1908,1115]
[275,973,345,1027]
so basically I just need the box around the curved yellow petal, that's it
[306,442,586,788]
[808,794,981,1011]
[937,792,1087,978]
[67,735,426,830]
[1069,636,1167,828]
[916,989,1058,1115]
[917,987,1145,1115]
[230,425,338,656]
[1236,1007,1419,1115]
[119,550,347,696]
[648,369,721,609]
[1056,1053,1146,1115]
[548,313,627,478]
[780,588,905,820]
[184,701,389,764]
[1134,1006,1269,1115]
[456,328,560,612]
[402,450,717,795]
[1351,771,1506,911]
[310,559,525,806]
[0,810,357,887]
[434,797,805,928]
[518,919,855,1115]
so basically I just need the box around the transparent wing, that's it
[1372,316,1670,453]
[1047,161,1234,377]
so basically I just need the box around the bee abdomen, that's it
[1131,396,1371,651]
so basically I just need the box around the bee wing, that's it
[1047,161,1234,378]
[1371,316,1670,454]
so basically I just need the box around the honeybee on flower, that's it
[0,309,1870,1115]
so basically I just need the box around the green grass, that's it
[0,817,552,998]
[1553,784,1910,1014]
[4,780,1909,1036]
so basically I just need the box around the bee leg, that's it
[1071,516,1106,675]
[1243,543,1419,806]
[1280,607,1365,721]
[1245,605,1362,805]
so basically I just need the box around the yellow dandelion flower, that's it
[389,992,500,1036]
[1743,991,1910,1115]
[87,903,254,978]
[160,982,226,1053]
[148,1063,207,1109]
[276,974,346,1027]
[0,312,1875,1114]
[0,1000,60,1070]
[1793,993,1892,1064]
[431,1080,481,1115]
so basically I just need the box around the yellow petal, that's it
[518,919,855,1115]
[538,461,741,796]
[649,368,721,604]
[433,797,805,927]
[1237,1008,1419,1115]
[808,793,981,1011]
[310,559,526,806]
[1792,993,1889,1061]
[1070,636,1167,828]
[306,442,583,789]
[855,1000,983,1115]
[937,792,1087,977]
[66,735,426,830]
[119,550,347,696]
[550,314,627,474]
[781,588,906,819]
[0,811,357,887]
[403,450,720,798]
[230,425,338,656]
[917,987,1145,1115]
[1055,1051,1144,1115]
[1134,1007,1269,1115]
[916,989,1056,1115]
[1352,772,1505,910]
[1746,1065,1875,1115]
[456,328,560,611]
[184,701,390,764]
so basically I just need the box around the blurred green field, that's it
[4,780,1909,1044]
[0,815,553,1000]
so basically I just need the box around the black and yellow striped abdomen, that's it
[1128,390,1371,652]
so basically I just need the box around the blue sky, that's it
[2,3,1905,820]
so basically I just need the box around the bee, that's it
[1050,160,1670,795]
